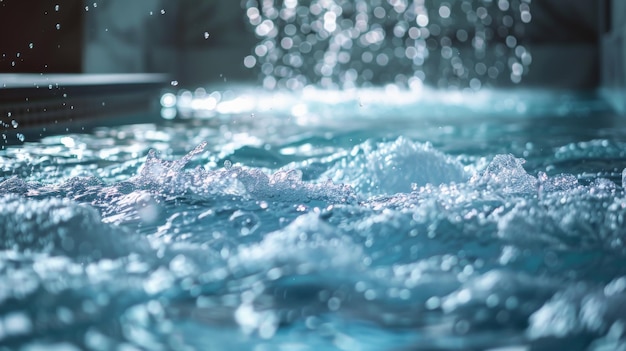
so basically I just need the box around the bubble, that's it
[439,5,451,19]
[506,35,517,48]
[160,93,176,108]
[498,0,510,11]
[243,55,257,68]
[160,108,176,120]
[327,297,341,311]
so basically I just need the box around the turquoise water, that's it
[1,87,626,350]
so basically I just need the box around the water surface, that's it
[1,87,626,351]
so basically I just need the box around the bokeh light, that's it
[243,0,532,90]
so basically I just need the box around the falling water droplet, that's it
[55,4,60,11]
[56,23,61,30]
[204,32,210,39]
[28,43,33,49]
[224,160,232,169]
[170,80,179,87]
[17,133,25,142]
[11,120,18,128]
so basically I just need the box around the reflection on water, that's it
[1,88,626,350]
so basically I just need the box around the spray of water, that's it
[243,0,532,90]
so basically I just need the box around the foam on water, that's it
[323,136,468,195]
[1,90,626,350]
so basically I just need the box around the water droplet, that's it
[204,32,210,39]
[224,160,232,169]
[11,120,18,128]
[160,9,165,15]
[170,80,178,86]
[55,4,60,11]
[56,23,61,30]
[243,55,257,68]
[16,133,25,142]
[28,43,33,49]
[160,93,176,108]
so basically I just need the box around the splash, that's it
[137,141,208,185]
[324,136,468,195]
[1,129,626,349]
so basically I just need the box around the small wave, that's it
[324,137,468,196]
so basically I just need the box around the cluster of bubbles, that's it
[243,0,532,90]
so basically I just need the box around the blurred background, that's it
[0,0,623,107]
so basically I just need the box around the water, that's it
[1,87,626,350]
[243,0,532,89]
